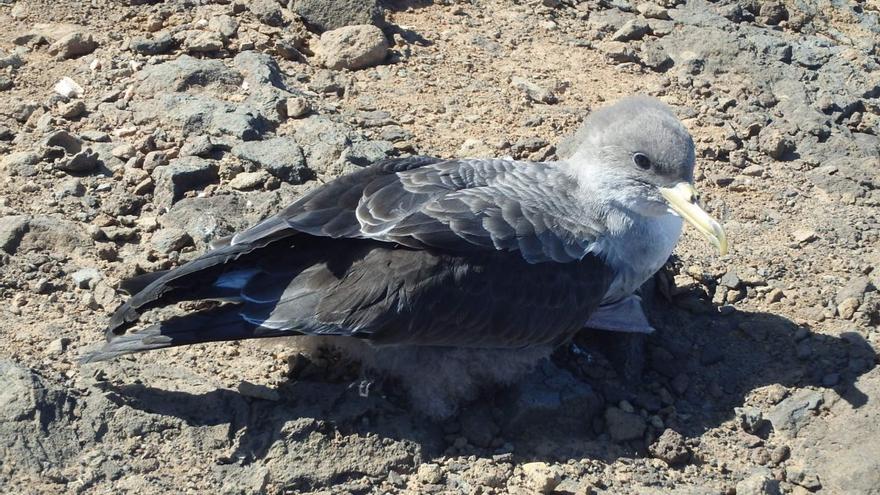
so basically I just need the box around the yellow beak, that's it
[659,182,729,255]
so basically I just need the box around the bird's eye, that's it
[632,153,651,170]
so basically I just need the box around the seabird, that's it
[83,96,727,398]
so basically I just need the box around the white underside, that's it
[586,212,683,332]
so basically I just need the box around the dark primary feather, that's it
[85,156,613,362]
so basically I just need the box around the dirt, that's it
[0,0,878,494]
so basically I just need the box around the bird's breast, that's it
[600,213,683,303]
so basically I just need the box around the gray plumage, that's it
[82,96,721,415]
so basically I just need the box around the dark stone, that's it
[133,94,267,141]
[0,215,29,254]
[605,406,646,442]
[135,56,243,94]
[649,429,690,465]
[767,389,823,438]
[249,0,285,27]
[130,33,176,55]
[501,360,603,439]
[152,156,219,208]
[232,137,312,184]
[56,149,99,173]
[292,0,385,32]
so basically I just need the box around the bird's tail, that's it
[81,231,301,364]
[80,305,304,363]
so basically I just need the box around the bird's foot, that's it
[583,294,655,334]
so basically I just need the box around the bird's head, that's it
[570,95,728,255]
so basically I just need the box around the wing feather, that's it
[230,156,605,264]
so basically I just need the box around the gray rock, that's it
[605,406,646,442]
[767,389,823,438]
[292,0,385,32]
[0,50,24,69]
[275,37,306,61]
[758,126,793,160]
[0,360,45,421]
[793,41,830,70]
[1,151,40,177]
[510,76,557,104]
[18,215,92,253]
[229,170,269,190]
[342,140,394,167]
[234,51,286,90]
[135,56,243,94]
[416,463,443,484]
[379,126,411,143]
[43,130,85,163]
[742,164,765,176]
[786,465,822,491]
[232,53,293,124]
[133,93,266,141]
[180,136,214,157]
[0,359,82,474]
[0,215,29,254]
[637,2,670,20]
[308,68,347,95]
[58,100,86,119]
[501,360,603,439]
[736,468,781,495]
[598,41,638,63]
[759,1,788,25]
[248,0,285,27]
[71,267,101,289]
[638,41,673,71]
[720,270,741,289]
[735,406,768,434]
[150,227,193,253]
[55,178,85,198]
[12,101,39,122]
[184,31,225,53]
[649,429,690,466]
[80,130,111,142]
[130,33,176,55]
[47,32,97,59]
[315,24,388,70]
[164,196,245,246]
[285,96,311,118]
[836,277,872,304]
[0,75,13,91]
[521,462,561,494]
[56,148,99,173]
[611,19,650,41]
[45,338,69,355]
[143,150,169,171]
[209,15,239,38]
[293,116,356,174]
[152,156,219,208]
[232,137,311,184]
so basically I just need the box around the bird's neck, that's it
[559,157,683,302]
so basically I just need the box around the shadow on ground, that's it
[103,291,877,484]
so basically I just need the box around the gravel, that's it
[0,0,878,493]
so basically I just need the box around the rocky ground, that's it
[0,0,878,493]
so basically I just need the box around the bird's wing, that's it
[237,236,612,347]
[85,234,613,362]
[99,156,609,350]
[232,156,606,263]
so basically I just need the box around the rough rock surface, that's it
[291,0,385,32]
[314,25,389,71]
[0,0,878,494]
